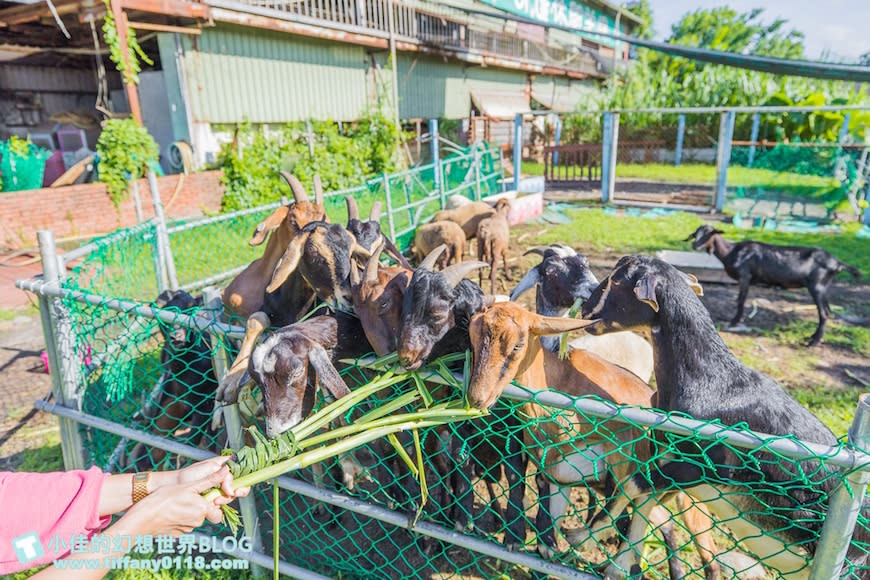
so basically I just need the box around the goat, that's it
[511,244,654,382]
[412,221,465,268]
[581,255,868,578]
[344,196,411,268]
[394,248,531,547]
[129,290,218,470]
[686,224,861,346]
[265,220,371,311]
[432,200,496,239]
[223,172,326,320]
[466,301,721,576]
[476,198,513,293]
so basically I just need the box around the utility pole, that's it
[110,0,143,125]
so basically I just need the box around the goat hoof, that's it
[504,541,523,553]
[536,543,557,560]
[603,563,629,580]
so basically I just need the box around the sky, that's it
[650,0,870,62]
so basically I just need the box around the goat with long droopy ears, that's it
[466,301,721,576]
[223,172,326,319]
[412,220,465,268]
[432,200,496,239]
[476,198,512,293]
[686,224,861,346]
[581,255,868,578]
[511,244,654,382]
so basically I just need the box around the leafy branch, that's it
[102,0,153,85]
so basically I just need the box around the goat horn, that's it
[523,246,550,257]
[418,244,447,271]
[266,233,308,293]
[369,201,383,222]
[530,315,600,336]
[345,196,359,221]
[510,267,541,301]
[365,237,386,283]
[441,261,488,289]
[679,271,704,296]
[280,172,309,203]
[352,242,372,260]
[313,175,324,206]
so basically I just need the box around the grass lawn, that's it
[522,161,841,198]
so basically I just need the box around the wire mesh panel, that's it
[26,141,870,579]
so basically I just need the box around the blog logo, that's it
[12,531,44,564]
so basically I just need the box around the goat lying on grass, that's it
[465,301,719,576]
[686,224,861,346]
[512,243,654,382]
[581,255,869,579]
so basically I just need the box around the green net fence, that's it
[27,142,870,579]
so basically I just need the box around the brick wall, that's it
[0,171,224,251]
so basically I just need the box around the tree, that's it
[625,0,653,40]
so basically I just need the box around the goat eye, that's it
[513,342,524,352]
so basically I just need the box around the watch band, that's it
[132,472,151,504]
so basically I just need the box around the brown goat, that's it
[466,302,720,576]
[476,198,512,293]
[431,200,495,239]
[222,173,326,319]
[412,221,465,268]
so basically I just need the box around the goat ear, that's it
[529,314,599,336]
[633,274,660,312]
[418,244,446,270]
[442,261,488,289]
[712,228,725,235]
[313,175,324,207]
[510,267,540,301]
[266,233,308,293]
[678,271,704,296]
[309,344,350,401]
[250,206,289,246]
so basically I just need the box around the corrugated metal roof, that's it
[183,25,371,123]
[531,76,598,112]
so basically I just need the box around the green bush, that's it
[219,114,403,212]
[96,119,160,207]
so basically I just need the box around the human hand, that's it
[158,456,251,503]
[114,468,228,537]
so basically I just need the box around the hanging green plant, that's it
[102,0,153,85]
[96,119,159,207]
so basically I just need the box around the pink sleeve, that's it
[0,466,112,574]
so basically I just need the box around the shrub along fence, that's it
[17,142,870,578]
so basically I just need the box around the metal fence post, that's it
[810,394,870,579]
[714,111,735,213]
[674,114,685,166]
[202,287,265,576]
[513,113,523,190]
[601,112,619,203]
[147,170,179,291]
[473,143,482,200]
[747,112,760,167]
[382,173,397,240]
[553,117,563,165]
[429,119,443,208]
[37,230,86,469]
[839,113,852,146]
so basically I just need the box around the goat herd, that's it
[138,172,865,579]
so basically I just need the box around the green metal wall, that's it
[182,25,371,123]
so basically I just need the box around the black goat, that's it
[687,224,861,346]
[396,251,529,547]
[581,255,868,578]
[345,196,411,269]
[128,290,218,470]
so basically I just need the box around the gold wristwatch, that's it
[132,472,151,503]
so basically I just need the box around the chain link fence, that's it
[18,142,870,579]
